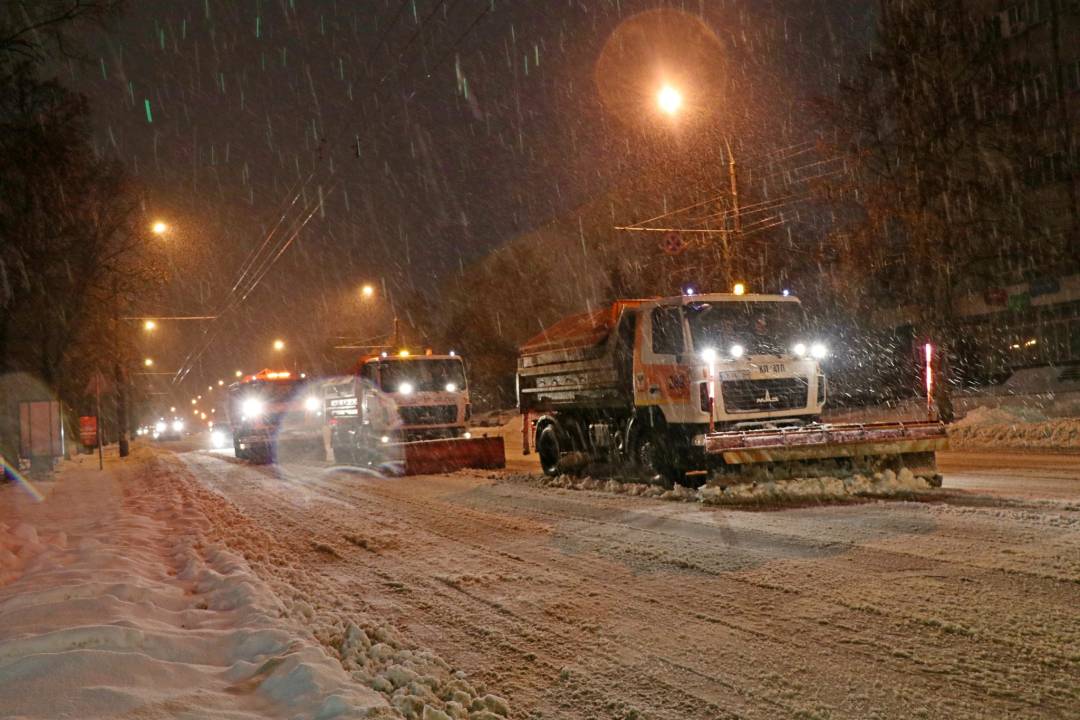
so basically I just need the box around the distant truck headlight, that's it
[155,421,167,434]
[242,397,265,418]
[304,396,320,412]
[210,430,226,448]
[398,382,414,395]
[172,420,184,433]
[810,342,828,359]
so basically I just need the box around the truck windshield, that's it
[684,301,806,356]
[379,359,467,393]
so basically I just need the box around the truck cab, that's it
[635,293,826,428]
[324,352,471,465]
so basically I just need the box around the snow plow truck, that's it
[517,290,947,486]
[228,369,324,463]
[323,351,504,475]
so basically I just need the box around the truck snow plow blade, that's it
[705,421,948,466]
[392,436,506,476]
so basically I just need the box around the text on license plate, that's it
[758,363,787,374]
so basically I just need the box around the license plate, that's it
[758,363,787,374]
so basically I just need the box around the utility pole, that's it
[112,276,130,458]
[724,136,741,234]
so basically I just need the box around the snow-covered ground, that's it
[0,447,510,720]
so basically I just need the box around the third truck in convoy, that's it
[518,289,947,485]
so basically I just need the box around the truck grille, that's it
[721,377,808,413]
[398,404,457,426]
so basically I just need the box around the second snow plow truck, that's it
[517,290,947,486]
[324,351,504,475]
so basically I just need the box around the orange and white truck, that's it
[518,290,946,486]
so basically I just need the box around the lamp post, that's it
[655,83,740,287]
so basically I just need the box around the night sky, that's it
[58,0,870,406]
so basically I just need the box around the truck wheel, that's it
[636,431,677,489]
[536,425,562,477]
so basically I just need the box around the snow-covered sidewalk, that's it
[0,446,389,719]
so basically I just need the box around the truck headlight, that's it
[304,396,320,411]
[729,344,745,359]
[172,420,184,433]
[445,382,457,392]
[242,397,265,417]
[398,382,414,395]
[810,342,828,359]
[793,342,807,357]
[155,421,166,433]
[210,430,226,448]
[700,347,717,364]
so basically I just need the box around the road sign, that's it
[79,416,98,448]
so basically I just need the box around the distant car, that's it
[154,419,185,441]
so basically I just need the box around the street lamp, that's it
[151,221,169,235]
[143,358,154,367]
[218,379,224,386]
[657,84,683,116]
[273,339,285,351]
[361,284,375,299]
[235,370,243,378]
[143,319,157,331]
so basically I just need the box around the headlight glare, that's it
[810,342,828,359]
[242,398,265,417]
[793,342,807,357]
[729,344,745,359]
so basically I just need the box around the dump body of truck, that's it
[518,292,945,485]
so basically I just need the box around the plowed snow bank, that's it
[950,408,1080,451]
[533,468,934,506]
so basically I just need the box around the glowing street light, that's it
[273,339,285,351]
[143,357,154,367]
[218,379,224,386]
[143,319,157,331]
[151,221,169,235]
[360,284,375,299]
[169,406,176,412]
[657,84,683,116]
[235,370,243,378]
[191,398,197,405]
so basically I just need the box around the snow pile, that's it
[698,468,932,506]
[949,414,1080,452]
[952,405,1047,427]
[170,453,514,720]
[537,468,934,506]
[0,521,67,588]
[0,449,389,719]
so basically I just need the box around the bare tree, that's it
[817,0,1041,420]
